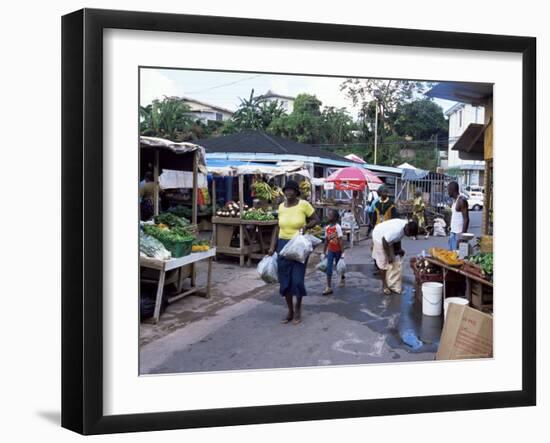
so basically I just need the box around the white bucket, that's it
[422,282,443,316]
[444,297,469,319]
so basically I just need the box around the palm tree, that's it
[140,97,195,141]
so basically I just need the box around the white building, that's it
[445,102,485,187]
[258,90,296,113]
[171,96,234,123]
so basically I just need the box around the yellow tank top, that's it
[278,200,315,240]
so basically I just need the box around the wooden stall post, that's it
[153,150,160,216]
[192,151,198,226]
[238,174,245,267]
[191,151,198,285]
[211,177,217,248]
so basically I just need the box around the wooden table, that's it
[424,257,493,311]
[212,217,278,266]
[140,248,216,323]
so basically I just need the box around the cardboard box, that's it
[436,304,493,360]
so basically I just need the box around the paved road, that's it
[140,212,482,374]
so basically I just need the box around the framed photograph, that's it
[62,8,536,435]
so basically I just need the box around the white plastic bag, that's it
[336,258,347,275]
[304,234,322,248]
[433,217,447,237]
[385,257,402,293]
[257,253,278,284]
[316,255,328,273]
[280,234,313,263]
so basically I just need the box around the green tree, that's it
[268,93,325,144]
[393,99,448,141]
[230,89,286,132]
[321,107,356,144]
[139,97,195,141]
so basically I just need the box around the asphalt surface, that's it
[140,212,482,375]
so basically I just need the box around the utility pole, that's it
[434,133,439,169]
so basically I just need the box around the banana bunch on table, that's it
[429,247,464,266]
[252,181,274,201]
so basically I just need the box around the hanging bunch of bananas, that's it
[271,186,284,200]
[252,181,274,201]
[299,180,311,199]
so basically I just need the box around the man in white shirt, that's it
[371,218,418,294]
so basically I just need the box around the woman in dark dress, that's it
[268,180,320,324]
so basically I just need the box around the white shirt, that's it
[372,219,408,244]
[450,196,465,234]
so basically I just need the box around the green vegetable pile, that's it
[467,252,493,276]
[242,208,275,221]
[154,212,189,227]
[167,205,193,219]
[143,224,195,243]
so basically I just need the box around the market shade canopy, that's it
[425,82,493,106]
[140,136,207,173]
[326,166,383,191]
[451,123,487,161]
[206,159,310,178]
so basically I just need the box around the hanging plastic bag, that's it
[385,257,402,293]
[336,258,347,275]
[257,253,278,283]
[316,254,328,273]
[304,233,322,248]
[280,234,313,263]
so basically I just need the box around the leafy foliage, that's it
[228,89,287,132]
[139,97,196,141]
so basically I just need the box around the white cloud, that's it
[139,70,180,106]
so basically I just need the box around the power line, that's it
[185,74,262,95]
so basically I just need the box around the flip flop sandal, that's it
[281,314,293,324]
[292,313,302,325]
[322,288,333,296]
[383,288,391,295]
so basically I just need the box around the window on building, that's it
[216,112,223,121]
[458,110,463,128]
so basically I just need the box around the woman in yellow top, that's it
[269,180,320,324]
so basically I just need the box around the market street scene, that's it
[138,70,494,374]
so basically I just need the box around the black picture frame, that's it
[62,8,536,435]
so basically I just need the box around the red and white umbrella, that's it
[326,166,383,191]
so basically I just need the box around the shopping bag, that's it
[316,255,328,273]
[304,233,322,248]
[257,253,278,284]
[385,257,402,293]
[279,234,313,263]
[336,258,347,275]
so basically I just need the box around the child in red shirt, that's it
[323,209,345,295]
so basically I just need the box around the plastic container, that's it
[422,282,443,316]
[160,238,193,258]
[443,297,469,319]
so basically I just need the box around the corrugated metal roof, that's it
[194,131,349,163]
[426,82,493,106]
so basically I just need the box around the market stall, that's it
[315,166,383,247]
[208,161,311,266]
[139,136,215,322]
[411,247,493,314]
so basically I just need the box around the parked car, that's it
[466,194,484,211]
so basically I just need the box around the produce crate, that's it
[469,280,493,312]
[160,238,194,258]
[462,261,485,279]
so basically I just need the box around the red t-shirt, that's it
[325,224,343,252]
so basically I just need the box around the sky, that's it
[139,68,458,117]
